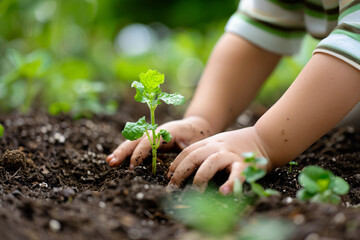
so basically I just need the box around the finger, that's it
[193,152,239,192]
[107,139,141,167]
[130,134,157,169]
[169,145,218,186]
[219,161,247,195]
[130,128,181,169]
[167,141,207,177]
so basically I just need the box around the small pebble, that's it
[136,192,144,200]
[128,228,141,240]
[39,182,48,188]
[283,196,293,204]
[49,219,61,232]
[305,233,319,240]
[333,212,346,224]
[293,214,305,225]
[63,188,75,198]
[96,144,103,152]
[99,201,106,208]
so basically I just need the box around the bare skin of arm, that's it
[169,53,360,194]
[184,32,281,133]
[107,32,281,167]
[255,53,360,166]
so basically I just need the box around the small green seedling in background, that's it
[297,165,349,204]
[240,152,279,197]
[0,124,4,138]
[289,161,298,173]
[122,70,185,175]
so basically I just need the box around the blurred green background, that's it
[0,0,319,117]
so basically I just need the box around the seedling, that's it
[237,152,278,198]
[289,161,298,173]
[296,165,349,204]
[0,124,3,138]
[122,70,185,175]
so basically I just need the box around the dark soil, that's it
[0,106,359,240]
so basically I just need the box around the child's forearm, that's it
[184,32,281,133]
[255,53,360,167]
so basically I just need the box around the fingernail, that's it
[129,164,134,170]
[108,153,114,159]
[220,186,231,195]
[166,183,179,193]
[167,171,173,179]
[109,157,116,166]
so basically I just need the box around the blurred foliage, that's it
[165,188,294,238]
[165,188,247,235]
[0,0,318,116]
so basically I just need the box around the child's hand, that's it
[106,116,213,169]
[167,126,272,195]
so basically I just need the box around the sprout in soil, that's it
[122,70,185,175]
[234,152,278,198]
[289,161,298,173]
[296,165,349,204]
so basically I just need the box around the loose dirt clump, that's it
[1,149,26,172]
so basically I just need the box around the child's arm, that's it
[184,32,281,133]
[168,52,360,194]
[107,32,281,168]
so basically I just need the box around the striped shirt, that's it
[225,0,360,70]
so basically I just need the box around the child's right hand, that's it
[106,116,213,169]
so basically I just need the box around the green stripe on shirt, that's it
[267,0,304,10]
[316,45,360,65]
[332,29,360,41]
[339,2,360,20]
[305,8,339,20]
[235,13,305,38]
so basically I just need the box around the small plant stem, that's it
[150,105,157,175]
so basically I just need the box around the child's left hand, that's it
[167,126,272,195]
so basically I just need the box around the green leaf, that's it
[250,182,279,197]
[147,124,158,131]
[298,166,332,193]
[159,129,172,142]
[122,116,152,141]
[139,70,164,94]
[311,193,330,203]
[48,102,71,115]
[251,183,268,197]
[242,152,255,159]
[238,217,294,240]
[20,58,42,78]
[243,166,266,183]
[131,81,147,103]
[331,176,349,195]
[0,124,4,138]
[264,188,280,196]
[8,49,24,69]
[158,92,185,106]
[328,193,341,204]
[255,157,268,166]
[296,189,315,201]
[166,192,241,235]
